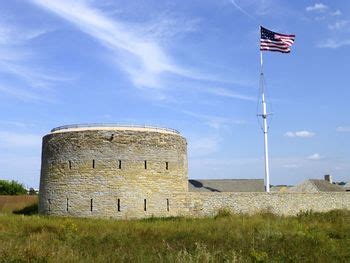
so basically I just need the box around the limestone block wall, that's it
[39,126,188,219]
[188,192,350,216]
[38,124,350,220]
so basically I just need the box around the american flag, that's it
[260,26,295,53]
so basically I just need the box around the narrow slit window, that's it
[144,160,147,169]
[117,199,120,212]
[48,199,51,211]
[166,199,169,212]
[66,198,69,212]
[165,162,169,170]
[69,160,72,170]
[144,199,147,211]
[90,199,93,212]
[92,159,95,169]
[118,160,122,169]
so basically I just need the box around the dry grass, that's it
[0,195,38,214]
[0,209,349,262]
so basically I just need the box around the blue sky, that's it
[0,0,349,188]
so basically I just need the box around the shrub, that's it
[214,208,232,218]
[13,203,38,215]
[28,188,37,195]
[0,180,27,195]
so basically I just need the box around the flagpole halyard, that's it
[259,50,270,193]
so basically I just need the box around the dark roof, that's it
[339,182,349,191]
[310,180,345,192]
[188,179,265,192]
[289,179,346,192]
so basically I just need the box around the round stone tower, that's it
[39,124,188,219]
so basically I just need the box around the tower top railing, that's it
[50,123,180,134]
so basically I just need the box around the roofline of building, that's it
[50,123,181,135]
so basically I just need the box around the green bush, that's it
[0,180,27,195]
[28,188,37,195]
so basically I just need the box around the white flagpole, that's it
[260,51,270,192]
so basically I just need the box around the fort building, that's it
[39,124,350,219]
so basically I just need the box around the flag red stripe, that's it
[276,36,295,40]
[260,42,289,49]
[260,48,290,53]
[260,46,290,51]
[275,33,295,38]
[261,39,294,45]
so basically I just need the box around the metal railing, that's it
[51,123,180,134]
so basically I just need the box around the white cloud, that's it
[182,110,246,130]
[29,0,218,91]
[0,21,71,102]
[336,126,350,132]
[331,10,342,16]
[306,3,328,12]
[204,87,256,101]
[0,131,41,148]
[142,16,200,41]
[0,24,48,45]
[188,135,221,157]
[29,0,254,103]
[229,0,256,20]
[284,130,315,138]
[0,85,53,102]
[29,0,177,89]
[307,153,323,160]
[328,20,349,30]
[318,38,350,49]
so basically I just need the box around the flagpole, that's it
[260,51,270,192]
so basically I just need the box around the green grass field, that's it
[0,208,349,262]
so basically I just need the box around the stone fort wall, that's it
[188,192,350,217]
[39,126,188,218]
[39,125,350,219]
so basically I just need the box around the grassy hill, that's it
[0,209,349,262]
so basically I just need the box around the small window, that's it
[166,199,169,212]
[92,159,95,169]
[48,199,51,211]
[118,160,122,169]
[144,199,147,211]
[90,199,93,212]
[69,160,72,170]
[165,162,169,170]
[66,198,69,212]
[144,160,147,169]
[117,199,120,212]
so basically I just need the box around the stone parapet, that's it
[188,192,350,216]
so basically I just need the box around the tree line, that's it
[0,180,37,195]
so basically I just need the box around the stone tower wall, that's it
[39,127,188,219]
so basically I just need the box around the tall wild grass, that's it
[0,195,38,214]
[0,209,349,262]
